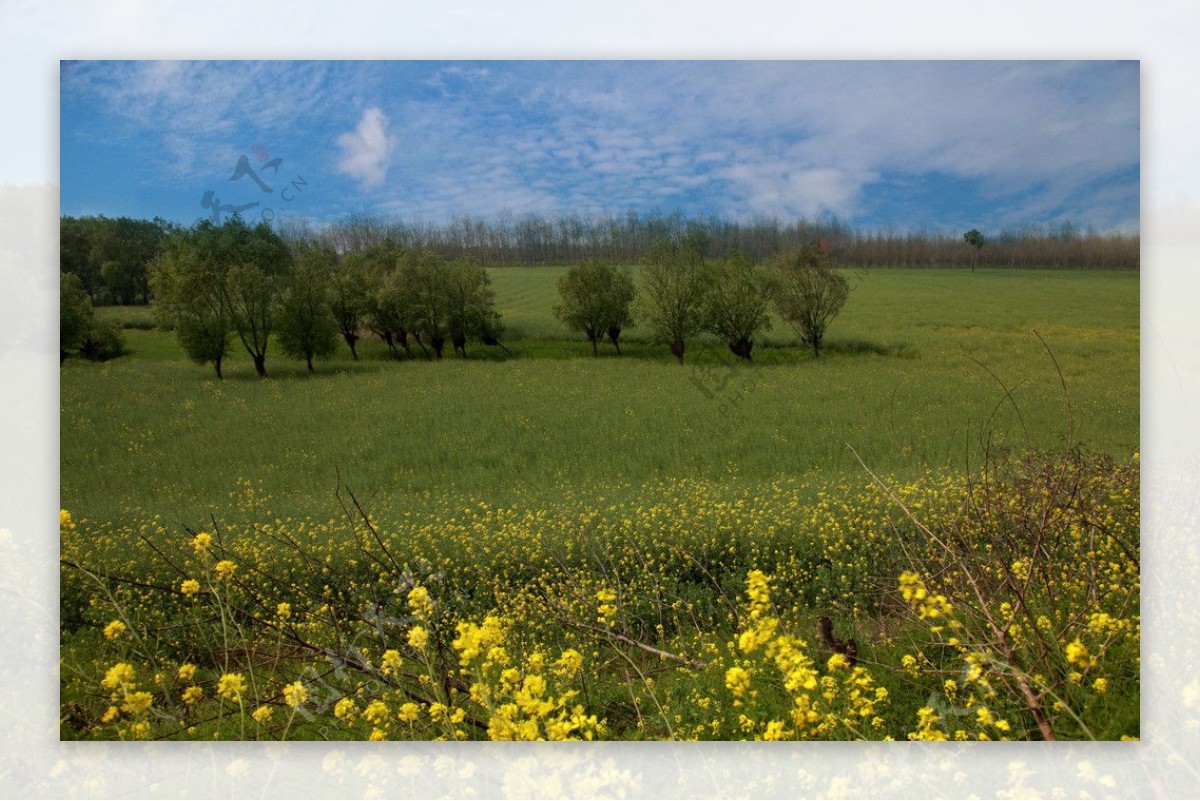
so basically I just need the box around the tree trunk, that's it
[306,353,314,373]
[253,354,267,377]
[343,332,359,360]
[729,339,753,361]
[670,339,685,364]
[432,335,445,359]
[214,356,223,379]
[607,326,622,355]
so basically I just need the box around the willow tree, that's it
[636,241,709,364]
[703,253,773,361]
[772,243,849,359]
[554,260,636,356]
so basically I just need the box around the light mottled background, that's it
[2,1,1195,797]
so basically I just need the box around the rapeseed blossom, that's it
[282,681,308,708]
[217,673,246,702]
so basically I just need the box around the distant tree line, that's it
[60,213,1137,314]
[306,212,1139,271]
[60,216,178,304]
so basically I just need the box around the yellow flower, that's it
[103,620,127,640]
[596,588,618,625]
[452,617,504,667]
[102,663,136,690]
[276,602,291,620]
[60,509,73,528]
[397,702,421,723]
[407,586,433,621]
[1065,638,1094,669]
[827,653,850,672]
[407,625,429,650]
[761,720,788,741]
[192,532,213,553]
[381,649,403,674]
[363,700,390,726]
[121,691,154,715]
[252,705,273,724]
[725,666,751,698]
[334,697,358,722]
[180,579,201,597]
[177,663,197,682]
[217,673,246,702]
[368,727,386,741]
[127,721,151,740]
[282,681,308,708]
[101,705,119,724]
[553,649,584,680]
[1093,677,1109,694]
[214,560,236,580]
[181,686,203,705]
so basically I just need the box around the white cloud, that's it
[335,107,397,191]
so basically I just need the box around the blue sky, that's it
[59,60,1140,234]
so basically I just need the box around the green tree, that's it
[554,260,637,356]
[443,256,501,358]
[151,217,288,378]
[219,218,292,378]
[636,241,710,364]
[772,243,849,359]
[89,216,169,304]
[60,272,94,363]
[351,241,412,359]
[703,253,774,361]
[406,249,452,359]
[964,228,986,272]
[150,226,232,378]
[328,257,369,360]
[276,245,339,373]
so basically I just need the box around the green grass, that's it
[64,268,1138,527]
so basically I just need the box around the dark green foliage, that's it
[443,256,502,358]
[353,241,412,358]
[328,258,370,359]
[150,217,290,378]
[59,215,173,304]
[636,241,711,364]
[61,272,127,362]
[554,260,637,356]
[79,319,127,362]
[276,246,339,373]
[60,273,94,363]
[702,253,773,361]
[406,250,452,359]
[772,243,850,358]
[150,228,231,378]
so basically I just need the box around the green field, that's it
[69,267,1138,524]
[61,267,1140,742]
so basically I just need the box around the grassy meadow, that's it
[60,267,1140,742]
